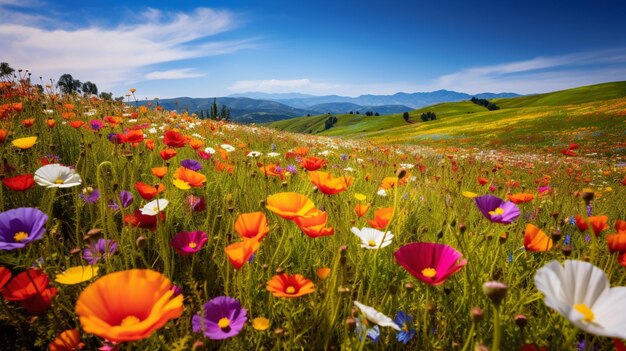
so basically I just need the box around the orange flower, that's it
[524,224,553,252]
[367,207,394,229]
[286,147,309,159]
[188,139,203,150]
[119,130,144,144]
[22,118,35,127]
[506,193,535,204]
[293,209,334,238]
[69,120,84,129]
[173,167,206,187]
[379,176,398,190]
[63,103,75,110]
[0,129,7,143]
[315,267,331,280]
[104,116,121,126]
[75,269,183,342]
[214,161,234,174]
[607,231,626,253]
[259,164,285,179]
[266,192,316,220]
[225,239,260,269]
[308,171,352,195]
[300,157,327,171]
[588,215,609,236]
[163,130,188,148]
[159,148,177,161]
[477,177,489,186]
[235,212,270,241]
[151,167,168,179]
[49,329,83,351]
[144,139,155,150]
[47,119,56,128]
[266,273,315,298]
[354,203,370,218]
[574,214,588,232]
[135,182,165,200]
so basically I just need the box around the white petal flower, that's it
[204,147,216,155]
[148,128,158,134]
[534,260,626,339]
[399,163,415,169]
[376,189,388,197]
[34,164,82,188]
[266,152,281,158]
[351,227,393,249]
[247,151,262,158]
[140,199,170,216]
[221,144,236,152]
[353,301,400,330]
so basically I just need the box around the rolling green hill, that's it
[266,81,626,153]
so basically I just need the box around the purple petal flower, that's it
[82,238,118,264]
[192,296,248,340]
[80,189,100,204]
[285,164,297,174]
[181,159,202,171]
[170,231,208,256]
[474,195,520,224]
[108,190,133,211]
[90,119,105,131]
[0,207,48,251]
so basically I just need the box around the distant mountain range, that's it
[142,89,520,123]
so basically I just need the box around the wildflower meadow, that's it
[1,78,626,351]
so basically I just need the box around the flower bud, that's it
[470,307,484,323]
[482,281,508,306]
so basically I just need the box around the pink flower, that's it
[170,231,208,256]
[394,242,467,286]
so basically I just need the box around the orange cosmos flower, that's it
[367,207,394,229]
[293,209,334,238]
[235,212,270,241]
[63,103,75,110]
[524,224,553,252]
[308,171,352,195]
[266,192,317,220]
[135,182,166,200]
[21,118,35,127]
[354,203,370,218]
[588,215,609,236]
[300,157,327,171]
[144,139,155,150]
[160,148,177,161]
[225,239,260,269]
[151,167,168,179]
[266,273,315,298]
[48,329,83,351]
[75,269,183,342]
[506,193,535,204]
[173,167,206,187]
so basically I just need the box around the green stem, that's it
[460,322,476,351]
[492,304,502,351]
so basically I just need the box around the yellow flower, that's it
[354,193,366,201]
[252,317,270,331]
[55,266,99,285]
[172,178,191,190]
[462,191,478,198]
[11,136,37,149]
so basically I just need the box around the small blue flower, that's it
[564,234,571,246]
[569,216,576,225]
[355,318,380,343]
[340,154,347,161]
[393,311,416,344]
[507,253,513,263]
[586,204,593,217]
[271,143,276,151]
[584,235,591,243]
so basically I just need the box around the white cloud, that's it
[145,68,206,80]
[228,78,340,93]
[0,7,254,89]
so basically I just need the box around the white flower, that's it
[343,167,354,172]
[399,163,415,169]
[351,227,393,249]
[353,301,400,330]
[204,147,216,155]
[221,144,236,152]
[140,199,170,216]
[534,260,626,339]
[192,133,205,140]
[247,151,262,158]
[43,109,55,114]
[376,189,388,197]
[148,128,157,134]
[128,119,137,123]
[122,113,131,117]
[34,164,82,188]
[266,152,281,158]
[319,150,331,156]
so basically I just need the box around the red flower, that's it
[300,157,327,171]
[2,269,56,315]
[135,182,165,200]
[124,210,163,231]
[163,130,188,148]
[160,148,177,161]
[561,149,576,156]
[477,177,489,186]
[2,174,35,191]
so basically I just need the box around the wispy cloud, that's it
[0,7,254,88]
[228,78,340,93]
[145,69,205,80]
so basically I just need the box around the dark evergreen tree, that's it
[403,112,410,122]
[57,74,82,94]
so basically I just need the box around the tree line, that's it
[470,97,500,110]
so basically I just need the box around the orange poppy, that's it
[0,129,7,143]
[354,203,370,218]
[21,118,35,127]
[49,329,83,351]
[214,161,234,174]
[266,192,317,220]
[235,212,270,241]
[2,174,35,191]
[159,149,177,161]
[507,193,535,204]
[135,182,166,200]
[173,167,206,187]
[315,267,331,280]
[367,207,394,229]
[69,120,85,129]
[224,239,260,269]
[587,215,609,236]
[574,214,588,232]
[63,103,75,110]
[188,139,203,150]
[75,269,183,342]
[308,171,352,195]
[477,177,489,186]
[266,273,315,298]
[144,139,155,150]
[119,130,144,144]
[607,229,626,253]
[524,224,553,252]
[47,119,56,128]
[104,116,121,126]
[61,112,76,120]
[163,130,188,148]
[151,167,168,179]
[379,176,399,190]
[259,164,285,179]
[124,210,163,231]
[294,209,334,238]
[300,157,327,171]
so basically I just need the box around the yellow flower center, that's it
[368,240,377,247]
[285,286,296,294]
[120,315,141,327]
[489,207,505,216]
[54,179,64,184]
[421,267,437,278]
[218,317,230,329]
[188,242,197,249]
[13,231,29,242]
[153,206,159,212]
[574,304,595,322]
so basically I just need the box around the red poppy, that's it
[2,269,48,301]
[145,139,155,150]
[163,130,188,148]
[0,266,11,289]
[160,149,177,161]
[19,286,57,315]
[118,130,144,144]
[588,215,609,236]
[0,129,7,143]
[300,157,327,171]
[124,210,163,231]
[477,177,489,186]
[574,214,588,232]
[561,149,576,156]
[21,118,35,127]
[135,182,166,200]
[104,116,121,126]
[69,120,85,129]
[367,207,394,229]
[2,174,35,191]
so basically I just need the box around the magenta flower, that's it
[90,119,105,131]
[170,230,208,256]
[394,242,467,286]
[474,194,520,224]
[0,208,48,251]
[192,296,248,340]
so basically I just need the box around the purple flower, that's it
[82,238,118,264]
[394,311,415,344]
[80,189,100,204]
[355,318,380,343]
[108,190,133,211]
[90,119,105,131]
[0,207,48,251]
[474,195,520,224]
[341,154,347,161]
[192,296,248,340]
[285,164,297,174]
[107,132,123,144]
[170,231,208,256]
[586,204,593,217]
[181,159,202,171]
[171,285,183,297]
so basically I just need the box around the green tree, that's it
[57,74,82,94]
[0,62,14,79]
[99,92,113,100]
[219,104,231,121]
[82,81,98,96]
[403,112,410,122]
[210,98,219,120]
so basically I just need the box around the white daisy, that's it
[399,163,415,169]
[140,199,170,216]
[221,144,236,152]
[266,152,281,158]
[34,164,82,188]
[204,147,216,155]
[351,227,393,249]
[376,189,388,197]
[534,260,626,339]
[247,151,263,158]
[353,301,400,330]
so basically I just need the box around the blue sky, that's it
[2,0,626,99]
